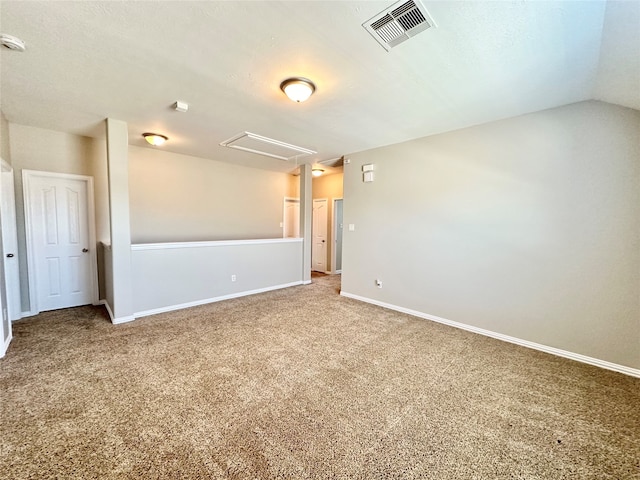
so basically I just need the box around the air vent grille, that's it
[363,0,436,51]
[391,0,417,17]
[371,15,405,44]
[396,7,426,31]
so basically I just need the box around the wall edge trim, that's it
[132,238,303,251]
[339,291,640,378]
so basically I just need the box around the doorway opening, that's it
[23,170,98,315]
[310,168,344,293]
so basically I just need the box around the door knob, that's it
[82,248,89,253]
[6,253,14,258]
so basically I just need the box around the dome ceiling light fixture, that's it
[0,33,26,51]
[280,77,316,103]
[312,168,324,177]
[142,133,168,146]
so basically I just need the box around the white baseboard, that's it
[0,331,12,358]
[134,281,305,318]
[20,310,36,318]
[340,291,640,378]
[112,315,136,324]
[302,280,312,285]
[98,300,135,325]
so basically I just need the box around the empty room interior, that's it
[0,1,638,478]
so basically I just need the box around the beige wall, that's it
[131,239,303,314]
[128,146,290,243]
[312,171,343,272]
[342,100,640,370]
[9,123,100,312]
[1,113,10,163]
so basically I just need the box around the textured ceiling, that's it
[1,1,638,172]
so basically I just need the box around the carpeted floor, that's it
[1,274,638,479]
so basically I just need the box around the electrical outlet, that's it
[231,275,237,282]
[375,279,382,288]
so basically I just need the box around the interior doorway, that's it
[312,198,328,272]
[283,197,300,238]
[23,170,98,314]
[309,167,343,292]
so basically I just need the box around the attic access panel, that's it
[363,0,436,51]
[220,132,316,161]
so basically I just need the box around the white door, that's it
[283,198,300,238]
[1,162,21,320]
[25,172,95,312]
[312,198,328,272]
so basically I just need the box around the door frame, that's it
[23,170,98,315]
[311,197,328,273]
[1,159,21,321]
[0,158,14,356]
[331,198,343,274]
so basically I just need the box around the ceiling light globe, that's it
[280,78,315,103]
[312,168,324,177]
[143,133,168,146]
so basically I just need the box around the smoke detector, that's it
[0,34,26,52]
[363,0,436,51]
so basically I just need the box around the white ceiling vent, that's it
[220,132,316,161]
[363,0,436,51]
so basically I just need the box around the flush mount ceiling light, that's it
[142,133,168,146]
[280,77,316,103]
[312,168,324,177]
[0,34,26,51]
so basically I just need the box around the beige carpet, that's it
[1,275,638,479]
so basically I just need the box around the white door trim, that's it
[0,158,14,357]
[22,170,98,315]
[1,159,21,321]
[331,197,343,274]
[312,197,328,273]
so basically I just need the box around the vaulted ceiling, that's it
[1,1,638,172]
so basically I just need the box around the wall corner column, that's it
[300,164,312,284]
[106,118,134,322]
